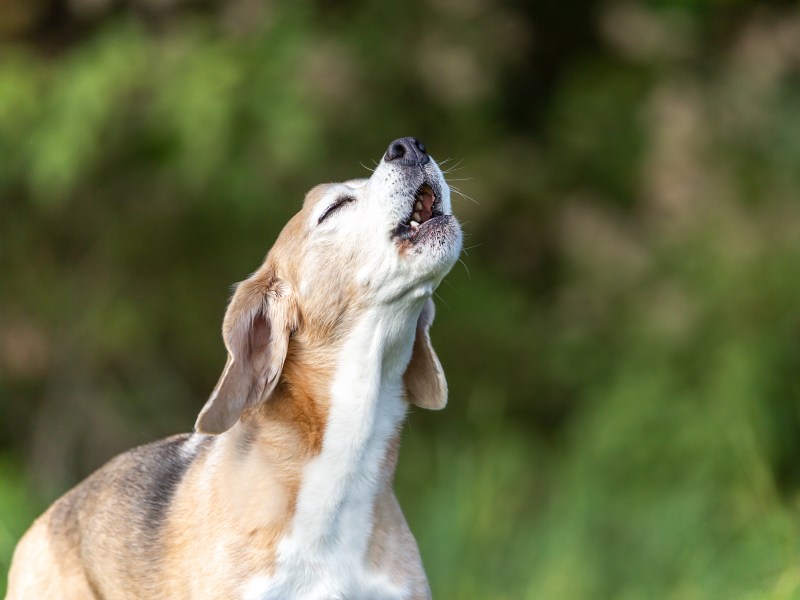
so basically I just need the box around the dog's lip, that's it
[392,180,445,242]
[392,213,451,244]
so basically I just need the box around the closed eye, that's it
[318,195,355,224]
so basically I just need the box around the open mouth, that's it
[410,183,436,226]
[393,182,445,242]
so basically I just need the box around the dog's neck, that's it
[230,299,424,556]
[289,306,415,548]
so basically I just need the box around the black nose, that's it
[384,137,430,166]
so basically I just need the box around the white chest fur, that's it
[242,309,418,600]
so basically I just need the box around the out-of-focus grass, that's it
[399,422,800,600]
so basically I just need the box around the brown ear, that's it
[404,298,448,410]
[195,271,297,434]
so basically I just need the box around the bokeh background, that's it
[2,0,800,597]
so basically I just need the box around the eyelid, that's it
[318,195,355,224]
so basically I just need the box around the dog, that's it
[6,137,463,600]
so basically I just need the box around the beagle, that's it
[6,137,462,600]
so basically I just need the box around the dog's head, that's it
[196,138,463,434]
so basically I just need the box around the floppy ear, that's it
[195,271,297,434]
[404,298,448,410]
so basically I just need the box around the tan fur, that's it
[6,169,450,600]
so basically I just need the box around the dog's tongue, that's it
[415,185,435,223]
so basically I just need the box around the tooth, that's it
[412,212,421,221]
[415,201,423,211]
[410,220,419,227]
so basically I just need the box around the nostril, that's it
[384,136,430,165]
[386,142,406,162]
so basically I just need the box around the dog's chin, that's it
[399,214,463,280]
[393,214,448,244]
[406,214,457,246]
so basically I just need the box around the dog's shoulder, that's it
[109,433,214,527]
[50,433,214,557]
[86,433,213,527]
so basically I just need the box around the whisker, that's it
[442,159,464,174]
[450,186,479,205]
[445,177,473,182]
[457,257,471,279]
[433,290,451,310]
[359,162,375,173]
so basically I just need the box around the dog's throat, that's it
[279,314,410,556]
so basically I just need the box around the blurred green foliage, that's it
[3,0,800,597]
[0,457,41,593]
